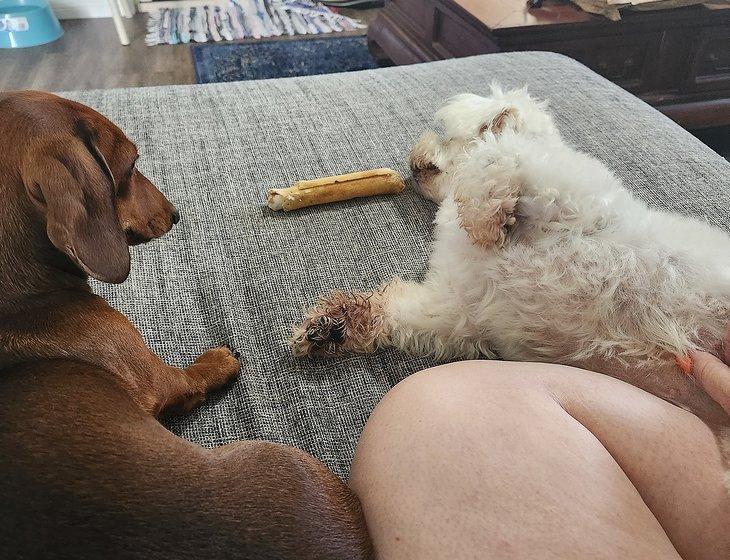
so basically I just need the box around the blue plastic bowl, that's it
[0,0,63,48]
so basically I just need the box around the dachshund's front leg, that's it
[115,334,240,415]
[156,347,240,414]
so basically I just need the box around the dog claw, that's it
[304,316,347,351]
[223,345,241,359]
[292,289,388,357]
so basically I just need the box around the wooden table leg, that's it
[107,0,131,45]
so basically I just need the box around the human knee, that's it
[397,359,548,396]
[375,360,552,427]
[353,360,565,487]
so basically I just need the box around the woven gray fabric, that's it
[62,52,730,479]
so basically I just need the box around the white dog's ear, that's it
[478,107,520,137]
[454,178,519,250]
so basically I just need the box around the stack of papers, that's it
[570,0,728,21]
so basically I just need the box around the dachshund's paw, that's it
[190,347,240,389]
[291,290,389,357]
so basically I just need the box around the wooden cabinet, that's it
[368,0,730,129]
[523,32,664,93]
[689,27,730,93]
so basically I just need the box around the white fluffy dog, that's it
[292,86,730,426]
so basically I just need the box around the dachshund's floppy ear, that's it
[21,132,130,283]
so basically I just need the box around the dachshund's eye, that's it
[116,168,135,196]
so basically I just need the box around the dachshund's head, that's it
[0,91,179,284]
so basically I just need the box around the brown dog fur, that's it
[0,91,372,559]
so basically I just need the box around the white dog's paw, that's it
[291,290,389,357]
[454,180,519,250]
[451,151,521,250]
[409,130,451,203]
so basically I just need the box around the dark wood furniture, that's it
[368,0,730,129]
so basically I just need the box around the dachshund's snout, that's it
[171,207,180,225]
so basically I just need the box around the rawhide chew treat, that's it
[267,168,405,211]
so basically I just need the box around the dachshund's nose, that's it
[171,207,180,224]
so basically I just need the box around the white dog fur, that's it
[292,86,730,430]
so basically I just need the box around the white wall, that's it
[50,0,113,19]
[50,0,210,19]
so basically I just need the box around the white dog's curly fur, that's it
[293,86,730,430]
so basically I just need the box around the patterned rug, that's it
[191,35,378,82]
[146,0,364,46]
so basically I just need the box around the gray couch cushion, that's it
[63,52,730,479]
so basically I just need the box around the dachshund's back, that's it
[0,361,370,560]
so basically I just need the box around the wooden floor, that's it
[0,15,193,90]
[0,9,379,92]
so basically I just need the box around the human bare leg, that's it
[349,361,729,560]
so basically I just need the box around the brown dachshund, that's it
[0,91,372,560]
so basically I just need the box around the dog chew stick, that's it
[267,168,405,211]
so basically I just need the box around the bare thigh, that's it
[349,361,730,560]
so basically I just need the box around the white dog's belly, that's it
[472,240,730,424]
[648,210,730,286]
[476,236,730,367]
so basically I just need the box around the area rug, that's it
[191,35,378,82]
[146,0,364,46]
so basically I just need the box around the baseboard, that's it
[50,0,133,19]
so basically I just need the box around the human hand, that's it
[689,326,730,416]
